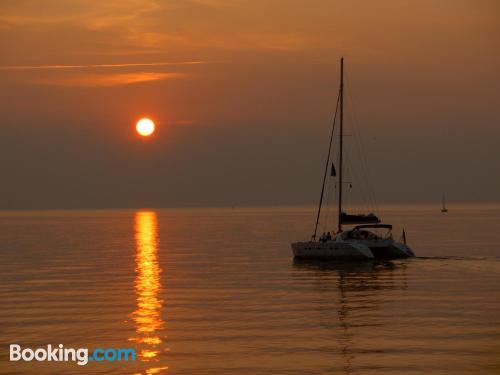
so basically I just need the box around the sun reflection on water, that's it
[130,211,166,365]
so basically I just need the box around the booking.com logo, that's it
[10,344,136,366]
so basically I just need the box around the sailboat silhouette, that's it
[291,58,414,260]
[441,194,448,213]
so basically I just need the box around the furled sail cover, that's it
[340,212,380,224]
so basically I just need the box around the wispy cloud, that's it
[0,0,164,28]
[34,71,186,87]
[0,61,207,70]
[0,0,311,56]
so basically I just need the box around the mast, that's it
[312,67,341,240]
[312,90,340,240]
[311,57,343,239]
[338,57,344,233]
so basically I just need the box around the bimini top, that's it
[353,224,393,230]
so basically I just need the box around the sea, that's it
[1,205,499,374]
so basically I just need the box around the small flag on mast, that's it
[331,163,336,177]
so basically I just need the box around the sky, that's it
[0,0,499,209]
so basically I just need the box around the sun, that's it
[136,118,155,137]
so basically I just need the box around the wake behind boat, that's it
[292,58,414,260]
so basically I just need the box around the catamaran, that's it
[292,58,414,260]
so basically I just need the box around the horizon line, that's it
[1,202,500,213]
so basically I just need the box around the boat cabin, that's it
[336,224,393,242]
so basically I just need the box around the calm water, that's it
[1,206,500,374]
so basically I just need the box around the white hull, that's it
[292,239,414,260]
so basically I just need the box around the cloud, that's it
[0,0,163,28]
[0,61,207,70]
[34,71,187,87]
[0,0,311,56]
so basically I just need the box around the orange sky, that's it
[0,0,499,208]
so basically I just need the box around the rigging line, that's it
[346,129,372,213]
[343,152,352,210]
[346,137,370,212]
[350,100,378,213]
[345,143,364,211]
[323,191,332,233]
[322,173,332,233]
[344,145,365,212]
[347,96,374,211]
[345,80,379,214]
[324,152,338,232]
[341,103,370,214]
[325,163,336,232]
[340,79,369,214]
[313,88,341,240]
[344,72,372,202]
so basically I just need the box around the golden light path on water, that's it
[130,211,168,373]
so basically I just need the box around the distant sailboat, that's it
[441,194,448,213]
[291,58,414,260]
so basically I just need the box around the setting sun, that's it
[136,118,155,137]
